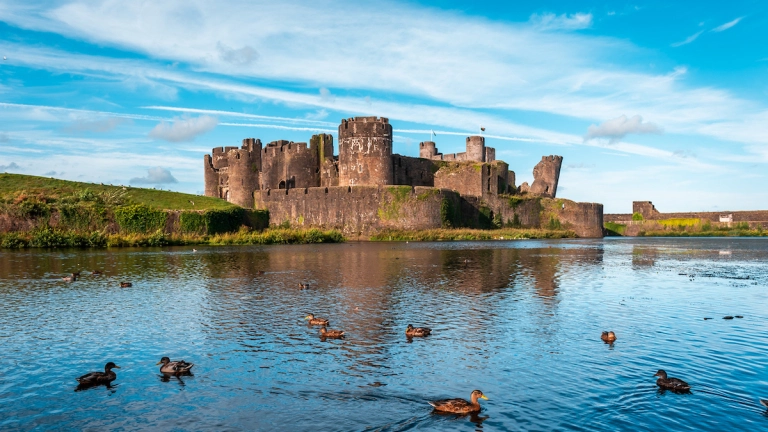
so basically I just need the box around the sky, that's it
[0,0,766,213]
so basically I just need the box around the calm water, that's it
[1,239,767,431]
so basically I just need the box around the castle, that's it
[204,116,603,237]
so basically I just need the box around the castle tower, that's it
[530,155,563,198]
[419,141,437,159]
[224,139,262,208]
[203,154,219,197]
[466,136,485,162]
[310,133,334,163]
[338,117,393,186]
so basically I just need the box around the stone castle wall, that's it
[260,140,320,190]
[254,186,461,237]
[530,155,562,198]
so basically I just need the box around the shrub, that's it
[1,233,28,248]
[631,212,644,221]
[548,216,562,230]
[114,205,167,233]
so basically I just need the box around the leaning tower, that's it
[338,117,393,186]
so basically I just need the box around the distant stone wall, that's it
[606,201,768,223]
[254,186,461,237]
[434,161,510,199]
[487,196,604,238]
[529,155,562,198]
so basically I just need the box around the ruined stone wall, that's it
[434,161,509,199]
[260,140,321,190]
[485,147,496,163]
[338,117,393,186]
[254,186,461,237]
[530,155,563,198]
[321,159,339,188]
[203,154,219,197]
[632,201,660,219]
[392,155,435,187]
[434,163,483,197]
[486,196,604,238]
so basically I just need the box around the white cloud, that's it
[319,87,335,103]
[712,17,743,32]
[129,167,178,184]
[585,115,663,143]
[217,42,259,66]
[148,115,218,142]
[671,30,703,47]
[529,12,593,30]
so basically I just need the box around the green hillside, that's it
[0,173,235,211]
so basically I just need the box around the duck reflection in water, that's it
[159,372,192,385]
[431,410,489,429]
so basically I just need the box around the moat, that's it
[1,239,767,431]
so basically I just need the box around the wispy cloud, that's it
[585,115,663,143]
[671,30,704,47]
[712,17,744,32]
[129,167,178,185]
[148,115,218,142]
[529,12,593,30]
[63,117,127,133]
[217,42,259,66]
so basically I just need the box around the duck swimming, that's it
[760,399,768,409]
[62,273,78,282]
[305,314,329,326]
[654,370,690,392]
[319,327,344,339]
[299,283,310,289]
[156,357,194,374]
[429,390,488,414]
[76,362,120,386]
[406,324,432,337]
[120,282,132,288]
[601,331,617,343]
[92,270,103,276]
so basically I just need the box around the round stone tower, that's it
[419,141,437,159]
[227,145,259,208]
[338,117,393,186]
[466,136,485,162]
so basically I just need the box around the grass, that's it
[0,173,235,211]
[369,228,576,241]
[0,228,346,249]
[604,222,627,236]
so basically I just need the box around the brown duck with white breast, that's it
[429,390,488,414]
[156,357,194,374]
[601,331,617,343]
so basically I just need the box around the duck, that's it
[601,331,617,343]
[92,270,103,276]
[760,398,768,409]
[429,390,488,414]
[305,314,329,326]
[319,327,345,339]
[654,370,690,392]
[76,362,120,385]
[406,324,432,337]
[62,273,78,282]
[120,282,132,288]
[299,283,310,289]
[156,357,194,374]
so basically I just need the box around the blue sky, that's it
[0,0,766,213]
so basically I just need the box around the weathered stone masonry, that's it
[204,116,605,237]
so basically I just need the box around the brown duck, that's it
[406,324,432,337]
[601,331,617,343]
[654,370,690,392]
[92,270,103,276]
[305,314,329,326]
[62,273,78,282]
[76,362,120,385]
[319,327,344,339]
[429,390,488,414]
[120,282,132,288]
[156,357,194,374]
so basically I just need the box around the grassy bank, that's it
[0,228,345,248]
[0,173,233,210]
[369,228,576,241]
[605,220,767,237]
